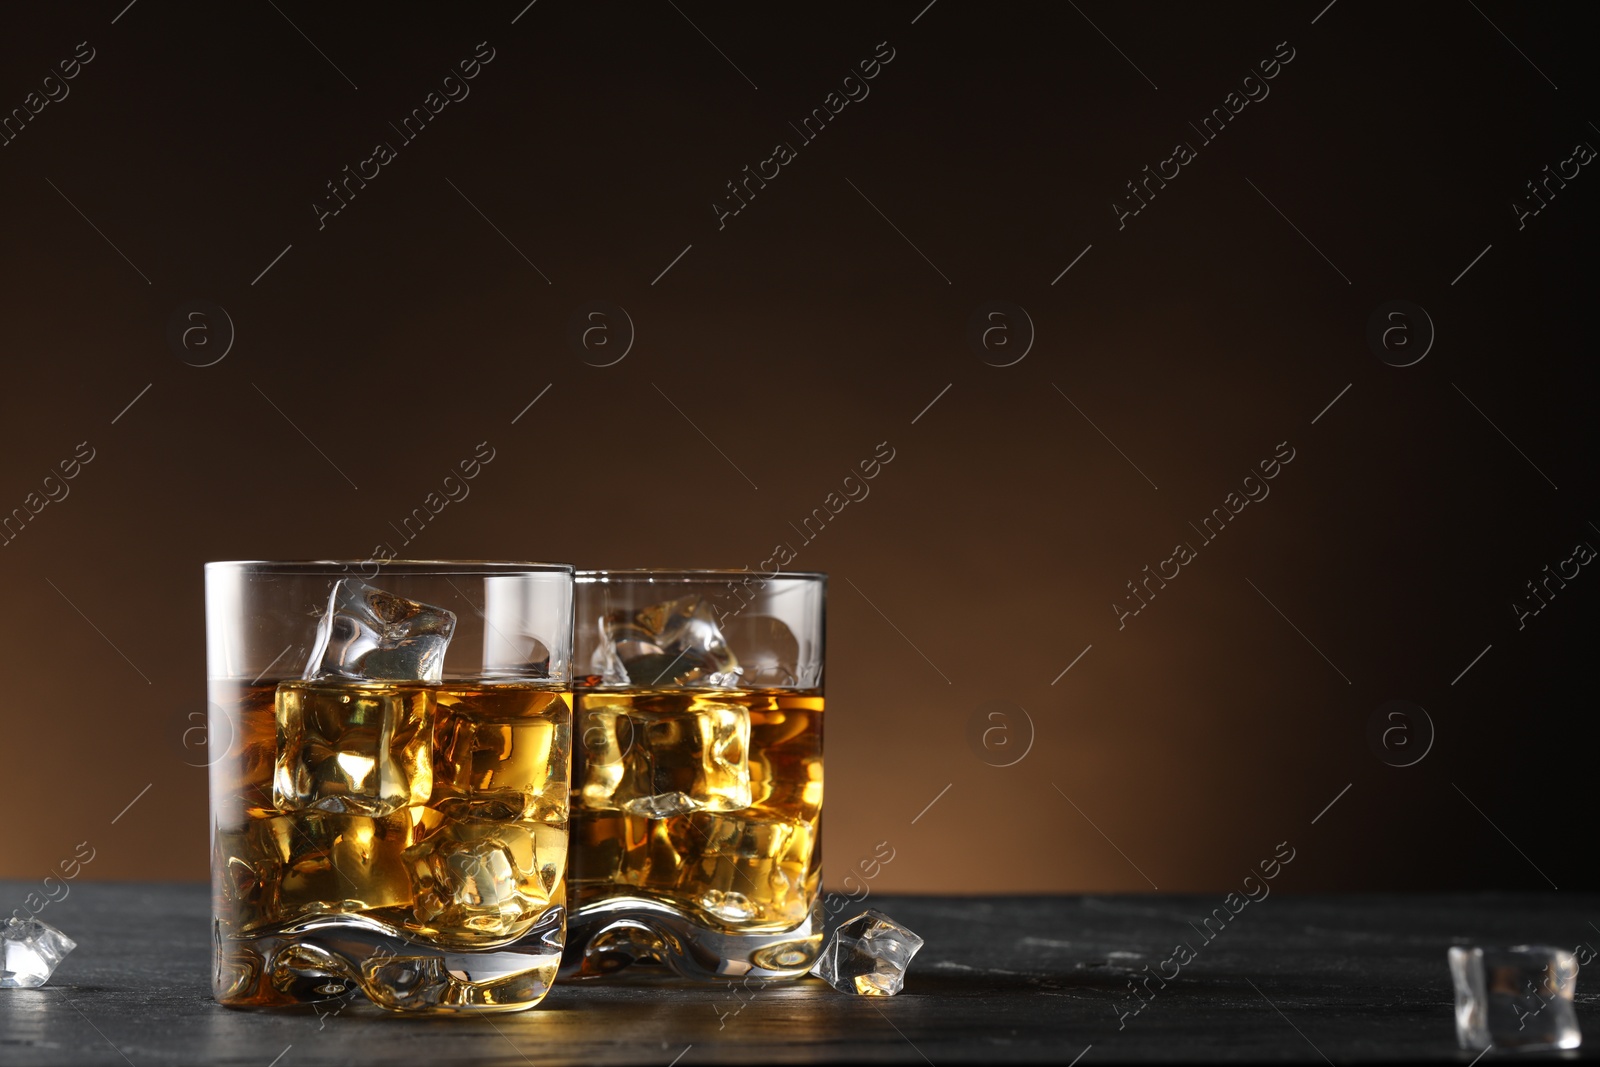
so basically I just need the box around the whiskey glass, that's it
[565,569,825,979]
[205,560,573,1014]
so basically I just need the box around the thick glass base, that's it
[561,896,823,980]
[213,907,563,1015]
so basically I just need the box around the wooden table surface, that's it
[1,882,1594,1064]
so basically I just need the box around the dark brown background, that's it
[1,1,1592,898]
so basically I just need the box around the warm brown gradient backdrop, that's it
[1,2,1593,898]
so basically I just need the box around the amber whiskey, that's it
[567,687,822,975]
[210,680,570,1012]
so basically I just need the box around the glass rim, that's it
[575,568,827,582]
[205,559,574,576]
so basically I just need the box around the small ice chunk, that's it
[1449,945,1581,1051]
[306,580,457,683]
[1,917,77,988]
[811,909,924,997]
[577,699,750,816]
[408,821,565,944]
[419,838,521,926]
[432,697,567,823]
[229,810,415,930]
[599,622,664,681]
[683,811,814,925]
[593,596,738,687]
[273,681,433,816]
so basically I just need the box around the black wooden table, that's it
[2,883,1594,1064]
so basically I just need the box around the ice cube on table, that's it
[305,580,457,683]
[681,811,814,925]
[1449,945,1581,1051]
[1,917,76,988]
[576,699,750,816]
[812,909,924,996]
[273,682,433,816]
[594,596,738,686]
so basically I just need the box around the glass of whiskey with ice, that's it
[204,561,574,1014]
[565,569,825,979]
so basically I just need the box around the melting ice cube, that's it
[407,821,566,944]
[1449,945,1581,1051]
[275,582,455,816]
[593,596,738,687]
[577,698,750,816]
[273,682,433,816]
[227,810,415,931]
[811,909,924,997]
[683,811,814,925]
[1,917,76,988]
[432,694,568,822]
[305,580,457,683]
